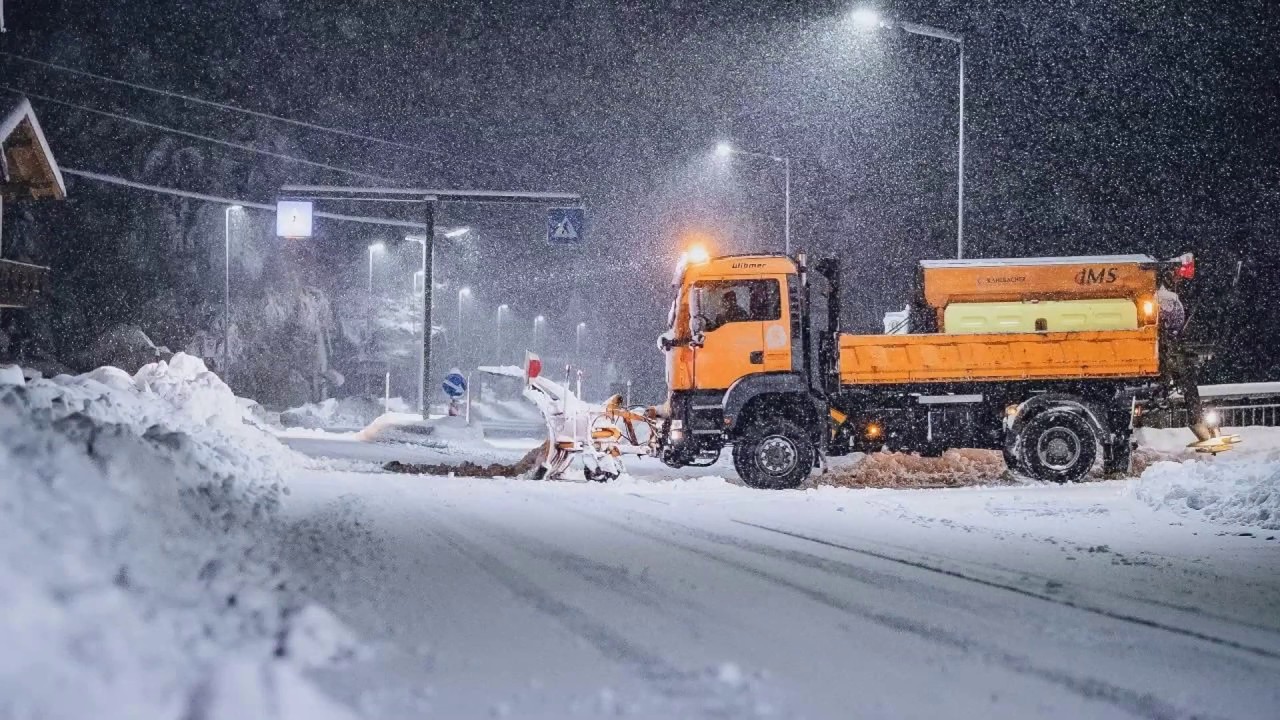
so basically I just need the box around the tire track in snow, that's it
[442,509,730,640]
[555,501,1235,720]
[734,519,1280,663]
[417,507,780,719]
[856,500,1280,635]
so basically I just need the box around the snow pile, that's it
[0,353,357,719]
[1133,434,1280,531]
[356,411,485,446]
[280,395,411,430]
[821,449,1013,489]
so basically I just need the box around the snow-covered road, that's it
[280,442,1280,719]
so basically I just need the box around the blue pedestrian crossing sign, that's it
[441,371,467,399]
[547,207,586,246]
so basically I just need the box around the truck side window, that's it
[694,279,781,329]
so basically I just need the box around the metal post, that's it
[223,206,233,372]
[368,247,374,294]
[885,21,964,258]
[419,202,435,419]
[456,289,466,367]
[957,40,965,259]
[783,157,791,256]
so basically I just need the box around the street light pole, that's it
[957,41,965,258]
[407,234,431,418]
[223,205,242,374]
[783,156,791,256]
[497,304,509,364]
[853,10,965,258]
[715,142,792,255]
[456,287,471,366]
[367,242,385,294]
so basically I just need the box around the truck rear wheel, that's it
[733,418,815,490]
[1015,409,1098,484]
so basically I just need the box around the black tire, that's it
[1016,409,1098,483]
[732,417,816,490]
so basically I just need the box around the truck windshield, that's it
[693,279,781,329]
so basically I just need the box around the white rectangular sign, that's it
[276,200,313,238]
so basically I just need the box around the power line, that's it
[2,85,399,184]
[63,167,429,230]
[0,50,489,164]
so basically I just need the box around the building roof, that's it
[1,97,67,201]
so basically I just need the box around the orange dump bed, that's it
[839,327,1160,385]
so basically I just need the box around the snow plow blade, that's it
[1186,434,1242,454]
[478,354,654,482]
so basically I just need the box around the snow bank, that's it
[356,411,485,446]
[0,353,357,719]
[1134,452,1280,531]
[280,395,411,430]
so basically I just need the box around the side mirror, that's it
[689,314,708,347]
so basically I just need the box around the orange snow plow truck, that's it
[652,250,1235,488]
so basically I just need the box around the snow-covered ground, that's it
[5,359,1280,719]
[274,418,1280,719]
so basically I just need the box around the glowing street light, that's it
[714,141,792,255]
[851,7,966,258]
[367,242,385,294]
[443,226,471,238]
[851,7,881,28]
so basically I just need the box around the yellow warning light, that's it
[1141,298,1156,318]
[865,422,882,439]
[686,244,711,265]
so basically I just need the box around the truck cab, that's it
[655,249,832,485]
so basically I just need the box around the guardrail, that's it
[1142,382,1280,428]
[1157,403,1280,429]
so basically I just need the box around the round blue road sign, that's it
[442,371,467,399]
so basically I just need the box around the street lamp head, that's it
[369,241,386,253]
[577,322,587,330]
[459,286,472,297]
[498,303,509,311]
[535,315,545,323]
[227,204,244,213]
[714,141,734,158]
[851,8,882,29]
[443,226,471,238]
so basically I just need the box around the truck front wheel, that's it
[1015,409,1098,484]
[733,418,816,490]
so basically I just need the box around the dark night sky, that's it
[2,0,1278,391]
